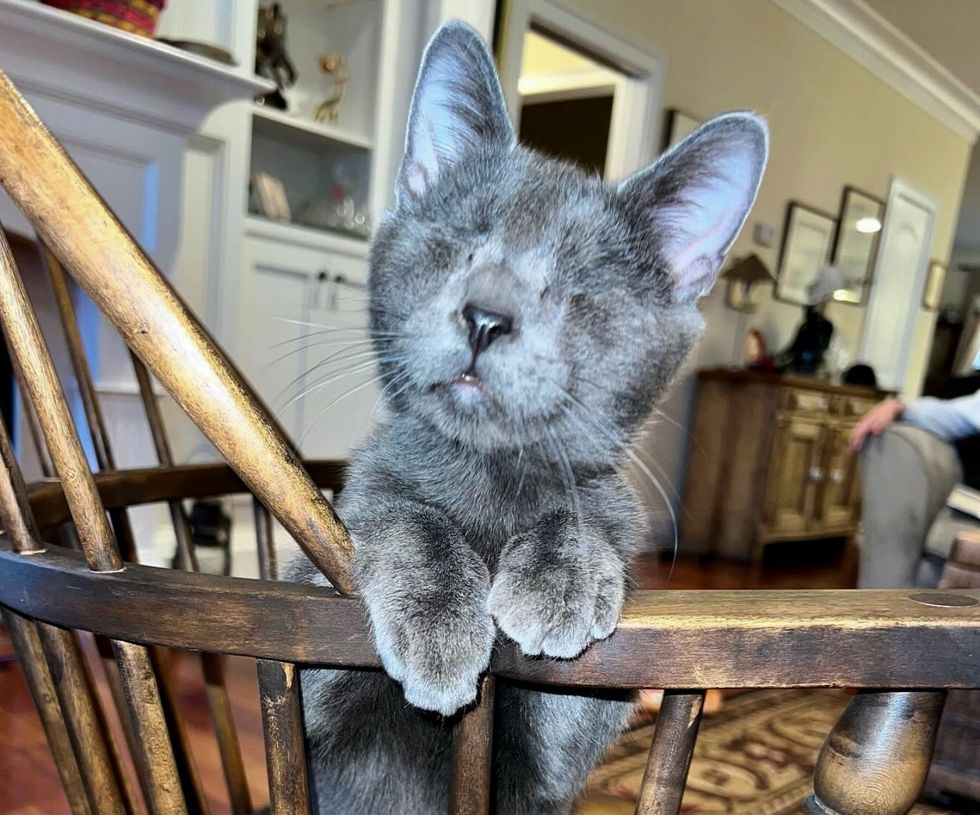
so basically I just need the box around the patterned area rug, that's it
[574,688,954,815]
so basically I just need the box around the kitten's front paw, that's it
[488,529,625,659]
[363,564,494,716]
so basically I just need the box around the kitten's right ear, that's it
[396,21,515,205]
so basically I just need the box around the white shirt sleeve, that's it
[902,392,980,442]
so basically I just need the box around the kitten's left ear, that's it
[396,21,515,205]
[619,112,768,302]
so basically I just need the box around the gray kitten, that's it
[289,20,767,815]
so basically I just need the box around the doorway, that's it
[495,0,664,181]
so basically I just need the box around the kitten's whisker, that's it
[276,347,385,400]
[300,373,388,443]
[558,389,679,584]
[270,329,400,350]
[265,337,380,370]
[543,423,584,540]
[368,370,415,424]
[649,406,707,460]
[282,357,393,409]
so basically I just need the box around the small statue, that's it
[315,54,349,124]
[779,265,842,376]
[255,3,297,110]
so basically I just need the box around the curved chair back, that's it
[0,72,977,815]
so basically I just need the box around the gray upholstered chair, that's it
[858,424,976,588]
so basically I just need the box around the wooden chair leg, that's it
[448,676,496,815]
[805,690,947,815]
[635,690,706,815]
[2,609,93,815]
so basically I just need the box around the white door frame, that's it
[496,0,665,180]
[857,177,938,392]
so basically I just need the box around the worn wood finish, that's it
[0,226,120,572]
[0,72,355,592]
[202,655,253,815]
[130,329,251,814]
[448,676,496,815]
[43,243,210,813]
[0,227,190,812]
[28,462,346,536]
[112,640,190,815]
[257,659,312,814]
[130,352,200,572]
[1,608,92,815]
[634,691,706,815]
[253,495,313,814]
[35,623,129,814]
[254,497,278,582]
[805,691,947,815]
[3,540,979,688]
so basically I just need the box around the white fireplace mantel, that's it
[0,0,268,135]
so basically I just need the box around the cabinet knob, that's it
[830,468,845,484]
[808,466,825,482]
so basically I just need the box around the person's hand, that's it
[848,398,905,453]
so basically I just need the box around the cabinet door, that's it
[817,422,861,532]
[240,237,314,442]
[763,416,824,536]
[239,236,377,460]
[300,253,378,460]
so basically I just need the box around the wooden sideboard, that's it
[682,368,893,561]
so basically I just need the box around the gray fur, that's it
[288,20,767,815]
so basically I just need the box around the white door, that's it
[858,179,937,392]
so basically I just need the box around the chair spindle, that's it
[634,690,706,815]
[448,675,496,815]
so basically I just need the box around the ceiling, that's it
[862,0,980,97]
[860,0,980,248]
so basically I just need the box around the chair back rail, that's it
[0,70,976,815]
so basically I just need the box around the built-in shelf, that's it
[245,215,370,256]
[252,104,374,152]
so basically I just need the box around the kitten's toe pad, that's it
[488,533,624,659]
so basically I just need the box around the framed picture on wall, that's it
[663,109,701,151]
[776,202,837,305]
[831,186,885,305]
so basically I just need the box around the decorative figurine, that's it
[315,54,350,124]
[255,3,297,110]
[779,265,843,376]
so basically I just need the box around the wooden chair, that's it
[0,70,977,815]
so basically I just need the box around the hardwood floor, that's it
[0,542,858,814]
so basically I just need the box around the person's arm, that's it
[848,398,905,452]
[849,392,980,452]
[902,392,980,442]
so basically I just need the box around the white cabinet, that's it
[240,219,377,460]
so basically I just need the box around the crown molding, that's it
[772,0,980,142]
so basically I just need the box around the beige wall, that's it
[556,0,974,546]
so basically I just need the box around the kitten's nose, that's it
[462,302,513,355]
